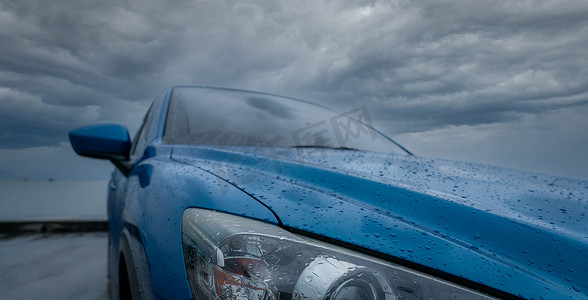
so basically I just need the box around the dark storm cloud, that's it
[0,0,169,148]
[1,0,588,150]
[300,0,588,132]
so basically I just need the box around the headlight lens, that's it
[182,208,497,300]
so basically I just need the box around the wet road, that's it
[0,232,108,300]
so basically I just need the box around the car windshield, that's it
[163,87,410,155]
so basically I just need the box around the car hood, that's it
[171,145,587,299]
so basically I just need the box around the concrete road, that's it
[0,232,109,300]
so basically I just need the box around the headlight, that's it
[182,208,497,300]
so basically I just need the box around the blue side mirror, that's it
[69,124,131,161]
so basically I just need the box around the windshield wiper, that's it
[290,145,359,151]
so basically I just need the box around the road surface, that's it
[0,232,108,300]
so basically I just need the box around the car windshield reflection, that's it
[163,87,410,155]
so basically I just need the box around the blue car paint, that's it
[86,86,587,299]
[69,124,131,160]
[170,145,587,299]
[107,146,280,299]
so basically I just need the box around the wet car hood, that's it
[171,145,588,299]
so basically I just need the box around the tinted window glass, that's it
[164,87,407,154]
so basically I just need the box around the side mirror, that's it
[69,124,131,161]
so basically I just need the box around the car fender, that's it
[120,156,279,298]
[117,231,154,300]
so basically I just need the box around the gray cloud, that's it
[396,104,588,180]
[1,0,587,178]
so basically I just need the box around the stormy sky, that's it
[1,0,587,180]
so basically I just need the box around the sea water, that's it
[0,179,108,221]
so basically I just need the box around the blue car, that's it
[69,86,587,300]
